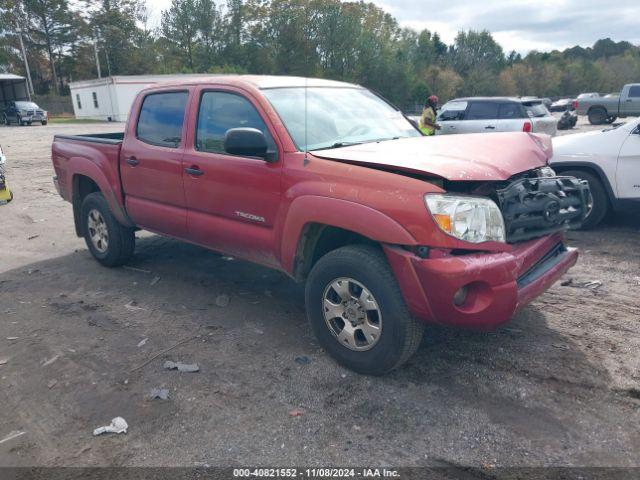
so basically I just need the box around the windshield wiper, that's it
[312,137,402,151]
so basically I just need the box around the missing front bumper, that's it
[497,176,590,243]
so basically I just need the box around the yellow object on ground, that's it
[0,181,12,204]
[419,106,437,136]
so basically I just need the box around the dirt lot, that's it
[1,119,639,470]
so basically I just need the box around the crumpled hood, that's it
[313,132,551,181]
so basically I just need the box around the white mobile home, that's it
[69,74,215,122]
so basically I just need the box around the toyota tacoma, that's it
[51,76,589,374]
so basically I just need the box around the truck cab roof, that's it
[143,75,361,91]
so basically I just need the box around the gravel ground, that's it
[0,119,639,471]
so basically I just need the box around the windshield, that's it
[263,87,420,151]
[15,102,40,110]
[523,102,549,117]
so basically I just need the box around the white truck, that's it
[574,84,640,125]
[551,118,640,228]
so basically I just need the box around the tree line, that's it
[1,0,639,108]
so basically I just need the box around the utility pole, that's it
[16,28,34,100]
[93,37,102,78]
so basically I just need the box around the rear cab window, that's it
[136,91,189,148]
[195,91,278,160]
[438,101,468,121]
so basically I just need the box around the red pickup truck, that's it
[52,76,589,374]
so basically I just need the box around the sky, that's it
[148,0,640,55]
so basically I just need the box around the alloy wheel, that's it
[87,209,109,253]
[322,277,382,351]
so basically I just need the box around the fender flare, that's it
[67,157,133,227]
[279,195,417,275]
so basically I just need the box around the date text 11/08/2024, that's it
[232,468,400,478]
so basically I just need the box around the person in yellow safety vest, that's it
[419,95,441,136]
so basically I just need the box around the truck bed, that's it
[52,132,125,222]
[53,132,124,145]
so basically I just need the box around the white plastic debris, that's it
[137,338,148,348]
[92,417,128,436]
[163,360,199,373]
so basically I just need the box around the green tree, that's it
[161,0,199,70]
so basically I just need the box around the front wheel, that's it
[81,192,135,267]
[3,115,9,126]
[305,245,424,375]
[562,170,608,229]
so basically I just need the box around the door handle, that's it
[485,126,496,130]
[126,157,139,166]
[185,166,204,176]
[626,99,633,102]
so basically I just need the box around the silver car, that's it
[437,97,557,137]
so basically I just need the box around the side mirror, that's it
[224,128,269,159]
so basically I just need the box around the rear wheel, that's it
[562,169,608,229]
[81,192,135,267]
[305,245,424,375]
[588,107,607,125]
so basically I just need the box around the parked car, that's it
[551,118,640,228]
[574,84,640,125]
[3,101,48,126]
[549,98,575,112]
[437,97,557,136]
[51,76,588,374]
[576,92,600,100]
[0,144,12,204]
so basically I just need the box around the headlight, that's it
[425,194,506,243]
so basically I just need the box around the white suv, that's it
[437,97,557,136]
[551,118,640,228]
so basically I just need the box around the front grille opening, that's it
[497,176,589,243]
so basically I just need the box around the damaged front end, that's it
[496,175,589,243]
[442,168,590,244]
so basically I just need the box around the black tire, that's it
[3,115,9,126]
[588,107,607,125]
[562,169,608,229]
[305,244,424,375]
[80,192,135,267]
[41,120,48,125]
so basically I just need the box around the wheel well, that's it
[553,165,613,204]
[293,224,377,281]
[72,175,100,237]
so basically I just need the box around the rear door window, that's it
[136,91,189,148]
[628,86,640,98]
[466,102,499,120]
